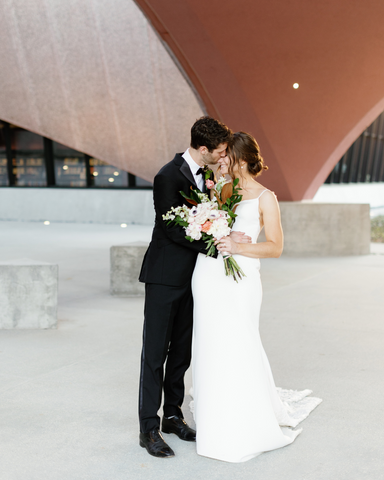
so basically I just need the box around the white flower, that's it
[190,203,210,225]
[208,210,221,220]
[214,176,230,193]
[190,206,198,216]
[162,212,175,221]
[197,192,210,203]
[209,217,231,240]
[186,223,202,240]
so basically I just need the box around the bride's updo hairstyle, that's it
[227,131,268,180]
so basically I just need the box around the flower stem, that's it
[223,257,246,282]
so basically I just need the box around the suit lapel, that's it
[180,159,197,187]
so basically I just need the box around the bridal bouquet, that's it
[162,175,246,281]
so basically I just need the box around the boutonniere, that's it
[201,165,214,188]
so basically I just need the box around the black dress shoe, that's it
[161,416,196,442]
[139,429,175,458]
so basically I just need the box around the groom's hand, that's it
[229,231,252,244]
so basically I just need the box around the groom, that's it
[138,116,233,458]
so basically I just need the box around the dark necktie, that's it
[196,167,204,176]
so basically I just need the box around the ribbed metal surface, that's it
[326,111,384,184]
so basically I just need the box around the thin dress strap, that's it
[256,189,268,200]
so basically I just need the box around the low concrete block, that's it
[258,202,370,256]
[110,243,148,296]
[0,259,58,329]
[109,205,369,294]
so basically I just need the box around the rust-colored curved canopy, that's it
[135,0,384,200]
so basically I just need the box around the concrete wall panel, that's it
[0,188,155,225]
[0,189,371,256]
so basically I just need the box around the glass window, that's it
[136,176,153,187]
[0,121,154,189]
[0,123,8,186]
[89,157,128,187]
[11,127,46,186]
[54,141,86,187]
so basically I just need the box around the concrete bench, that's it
[110,243,148,296]
[0,259,58,329]
[259,203,371,256]
[109,204,370,298]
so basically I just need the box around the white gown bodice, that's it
[233,197,263,243]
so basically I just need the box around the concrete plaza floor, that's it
[0,220,383,480]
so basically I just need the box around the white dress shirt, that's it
[182,148,204,191]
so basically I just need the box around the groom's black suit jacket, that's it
[139,153,216,287]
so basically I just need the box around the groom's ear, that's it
[199,146,208,155]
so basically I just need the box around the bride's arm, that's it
[217,191,283,258]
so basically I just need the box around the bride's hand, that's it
[215,236,238,255]
[230,231,252,244]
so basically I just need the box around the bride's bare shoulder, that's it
[252,182,275,198]
[258,186,279,207]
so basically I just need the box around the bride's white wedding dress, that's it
[191,190,322,463]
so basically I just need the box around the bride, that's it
[191,131,321,463]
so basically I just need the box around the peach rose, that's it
[205,179,215,189]
[201,221,213,233]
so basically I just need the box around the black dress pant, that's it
[138,282,193,433]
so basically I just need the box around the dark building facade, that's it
[0,121,152,189]
[326,111,384,185]
[2,114,383,192]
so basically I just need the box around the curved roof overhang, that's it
[135,0,384,200]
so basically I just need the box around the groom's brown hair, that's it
[190,116,232,152]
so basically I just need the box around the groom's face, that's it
[201,143,228,165]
